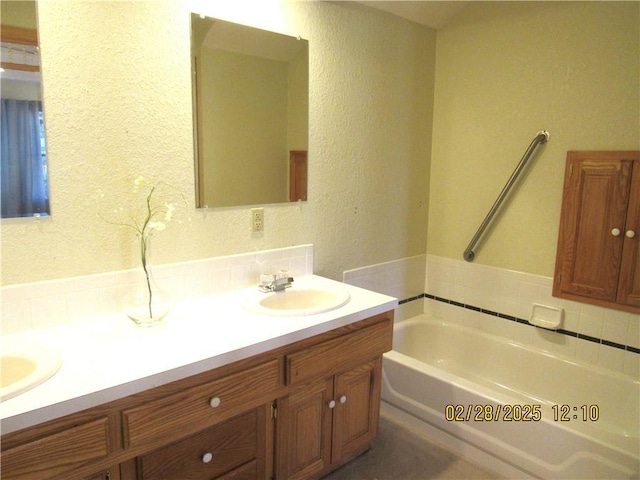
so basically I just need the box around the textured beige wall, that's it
[0,1,435,285]
[429,1,640,276]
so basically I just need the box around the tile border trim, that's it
[399,293,639,355]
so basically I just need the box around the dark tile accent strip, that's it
[602,339,627,350]
[557,329,577,337]
[399,293,637,354]
[398,294,424,305]
[577,333,600,344]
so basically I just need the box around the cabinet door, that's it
[554,154,632,302]
[617,162,640,307]
[332,359,381,463]
[275,378,333,480]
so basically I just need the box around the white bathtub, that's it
[382,315,639,479]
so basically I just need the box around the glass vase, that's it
[124,237,170,327]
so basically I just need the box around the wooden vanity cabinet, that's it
[276,318,390,479]
[553,151,640,313]
[0,312,393,480]
[275,359,382,480]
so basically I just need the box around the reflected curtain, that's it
[1,98,49,217]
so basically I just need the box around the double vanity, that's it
[0,275,396,480]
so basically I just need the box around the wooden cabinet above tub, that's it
[553,151,640,313]
[0,311,393,480]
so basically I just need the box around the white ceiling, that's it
[357,1,469,29]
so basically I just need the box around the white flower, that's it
[164,203,176,221]
[150,221,166,232]
[98,177,187,246]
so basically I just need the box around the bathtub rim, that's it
[393,314,640,385]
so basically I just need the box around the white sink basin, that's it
[245,285,351,316]
[1,339,62,402]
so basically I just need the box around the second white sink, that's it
[1,339,62,402]
[246,284,350,316]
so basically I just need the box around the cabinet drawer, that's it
[123,359,280,448]
[139,410,258,480]
[286,317,392,386]
[217,459,257,479]
[1,418,111,480]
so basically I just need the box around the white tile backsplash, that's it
[343,253,639,377]
[343,255,426,300]
[426,254,639,376]
[601,315,630,346]
[624,351,639,377]
[1,245,314,335]
[627,320,640,350]
[578,313,604,339]
[343,255,425,321]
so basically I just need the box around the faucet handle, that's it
[276,270,289,279]
[260,273,275,286]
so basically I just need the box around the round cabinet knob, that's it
[209,397,221,408]
[328,400,336,409]
[339,395,347,404]
[626,230,636,238]
[611,228,621,236]
[202,452,213,464]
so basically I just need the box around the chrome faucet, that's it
[259,270,294,292]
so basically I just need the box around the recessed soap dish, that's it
[530,303,564,330]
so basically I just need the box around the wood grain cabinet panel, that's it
[83,467,121,480]
[1,418,111,480]
[138,409,260,480]
[286,316,392,386]
[215,460,257,480]
[275,378,334,479]
[617,160,640,306]
[275,360,384,480]
[331,359,381,462]
[554,151,640,313]
[123,359,280,449]
[277,315,392,480]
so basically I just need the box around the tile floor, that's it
[323,409,503,480]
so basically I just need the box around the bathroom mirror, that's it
[0,0,50,218]
[190,14,309,208]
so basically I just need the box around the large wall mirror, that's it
[190,14,309,208]
[0,0,50,218]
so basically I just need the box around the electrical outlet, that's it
[251,207,264,232]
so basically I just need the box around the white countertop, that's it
[0,275,397,435]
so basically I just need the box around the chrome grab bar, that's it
[463,130,550,262]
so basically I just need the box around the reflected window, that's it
[1,1,51,218]
[1,97,50,217]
